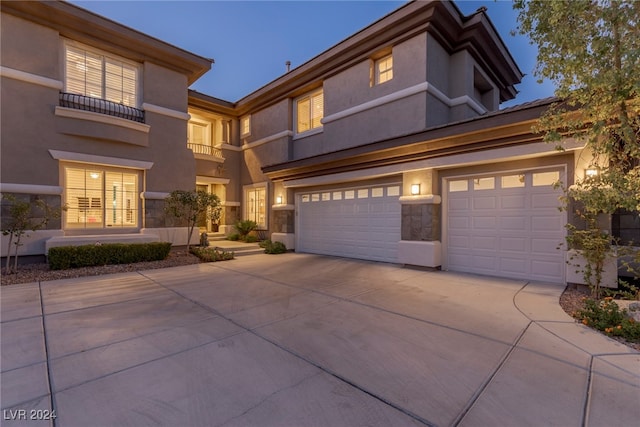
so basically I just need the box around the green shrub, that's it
[227,233,240,241]
[244,234,258,243]
[576,297,640,342]
[189,246,234,262]
[235,220,258,239]
[259,239,287,254]
[48,242,171,270]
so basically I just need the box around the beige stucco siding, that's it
[0,14,59,78]
[0,78,60,186]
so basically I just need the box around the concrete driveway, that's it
[2,253,639,426]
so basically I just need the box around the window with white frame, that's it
[64,41,140,107]
[244,185,266,228]
[187,119,212,155]
[64,165,139,229]
[241,115,251,137]
[295,89,323,134]
[374,54,393,85]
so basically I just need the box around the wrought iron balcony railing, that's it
[188,143,225,160]
[59,92,145,123]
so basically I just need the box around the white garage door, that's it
[446,169,565,283]
[297,184,401,263]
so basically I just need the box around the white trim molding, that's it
[55,106,150,133]
[142,103,190,121]
[322,81,487,125]
[0,183,63,195]
[243,130,293,150]
[49,150,154,170]
[0,66,63,90]
[222,201,241,207]
[399,195,442,205]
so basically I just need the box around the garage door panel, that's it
[501,216,528,230]
[501,195,527,209]
[472,217,497,229]
[500,237,527,252]
[449,217,469,229]
[531,193,561,208]
[500,257,528,275]
[473,196,497,210]
[447,169,565,283]
[532,216,563,232]
[472,236,498,250]
[449,198,470,211]
[531,237,561,253]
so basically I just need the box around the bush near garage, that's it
[259,240,287,254]
[48,242,172,270]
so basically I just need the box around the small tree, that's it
[1,194,62,274]
[164,190,221,250]
[515,0,640,297]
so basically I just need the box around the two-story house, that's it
[2,0,594,284]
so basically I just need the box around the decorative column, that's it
[397,170,442,268]
[270,184,295,249]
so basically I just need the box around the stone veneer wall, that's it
[0,193,62,230]
[401,203,440,241]
[272,209,294,234]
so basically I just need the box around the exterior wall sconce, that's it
[585,168,598,177]
[276,195,283,204]
[410,184,420,195]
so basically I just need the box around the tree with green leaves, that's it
[1,194,62,274]
[514,0,640,297]
[164,190,222,250]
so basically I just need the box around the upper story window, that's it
[374,54,393,85]
[295,89,323,135]
[188,120,210,146]
[64,41,140,108]
[241,115,251,137]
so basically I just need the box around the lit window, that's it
[449,180,469,192]
[64,41,139,107]
[474,177,495,190]
[375,54,393,85]
[241,115,251,137]
[295,89,323,134]
[188,118,218,156]
[533,171,560,187]
[65,165,139,229]
[244,185,266,228]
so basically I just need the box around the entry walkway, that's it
[1,253,638,426]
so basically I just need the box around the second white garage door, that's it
[445,169,566,283]
[297,184,401,263]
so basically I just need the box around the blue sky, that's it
[70,0,556,108]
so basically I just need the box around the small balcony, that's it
[59,92,145,123]
[188,143,225,160]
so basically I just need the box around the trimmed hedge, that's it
[48,242,172,270]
